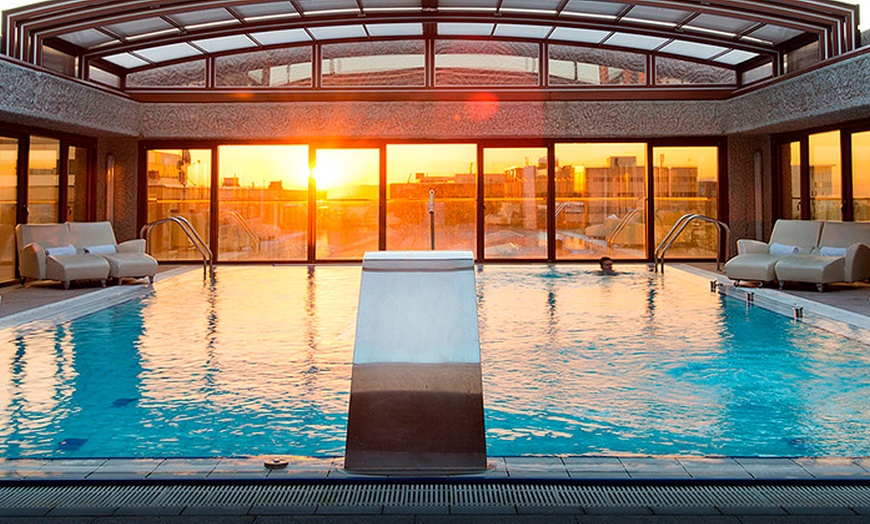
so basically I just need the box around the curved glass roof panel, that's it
[549,27,611,45]
[438,23,495,36]
[308,25,367,40]
[365,23,424,37]
[192,35,257,54]
[232,2,300,21]
[136,42,202,63]
[0,0,860,98]
[250,29,312,46]
[622,5,694,27]
[660,40,729,60]
[605,32,669,51]
[294,0,361,15]
[493,24,553,39]
[561,0,628,19]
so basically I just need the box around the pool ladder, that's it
[141,216,215,280]
[655,214,730,273]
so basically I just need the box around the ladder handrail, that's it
[220,210,260,253]
[140,216,214,280]
[655,213,731,273]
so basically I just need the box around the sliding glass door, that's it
[0,137,17,282]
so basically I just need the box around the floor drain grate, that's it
[2,483,870,510]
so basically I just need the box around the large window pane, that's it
[321,41,424,87]
[853,130,870,221]
[216,48,312,87]
[218,145,309,261]
[146,149,212,261]
[652,146,719,258]
[435,40,538,86]
[0,138,17,282]
[386,144,476,252]
[315,149,379,259]
[656,57,735,85]
[28,137,60,223]
[548,46,645,86]
[554,143,647,259]
[127,61,207,88]
[780,141,801,219]
[483,148,548,259]
[68,146,88,221]
[809,130,841,220]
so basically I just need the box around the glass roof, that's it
[0,0,860,90]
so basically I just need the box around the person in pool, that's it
[599,256,616,274]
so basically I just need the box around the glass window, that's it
[215,47,312,87]
[548,45,645,86]
[435,40,539,86]
[554,143,647,259]
[655,57,735,85]
[483,147,548,259]
[42,45,76,76]
[146,149,212,261]
[652,146,720,258]
[321,41,425,87]
[88,66,121,88]
[741,61,773,85]
[67,146,88,221]
[785,40,819,73]
[28,137,60,223]
[853,131,870,222]
[0,137,17,282]
[127,61,207,88]
[217,145,309,261]
[315,149,379,259]
[386,144,476,253]
[809,130,841,220]
[780,141,801,219]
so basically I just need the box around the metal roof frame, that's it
[1,0,860,96]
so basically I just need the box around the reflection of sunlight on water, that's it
[2,264,870,459]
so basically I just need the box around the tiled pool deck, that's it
[1,264,870,520]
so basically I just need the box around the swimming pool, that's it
[2,264,870,459]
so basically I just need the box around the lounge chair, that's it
[15,223,110,289]
[774,221,870,291]
[723,220,823,286]
[68,221,158,284]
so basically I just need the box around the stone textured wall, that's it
[722,51,870,135]
[0,60,138,137]
[139,99,726,140]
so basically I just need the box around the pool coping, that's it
[2,264,870,486]
[3,455,870,483]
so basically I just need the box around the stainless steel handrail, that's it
[655,213,731,273]
[140,216,215,280]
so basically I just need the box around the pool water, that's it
[2,264,870,459]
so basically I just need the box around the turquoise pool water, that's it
[2,265,870,459]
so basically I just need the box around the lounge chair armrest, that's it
[19,242,47,279]
[117,239,146,253]
[844,243,870,282]
[736,239,769,255]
